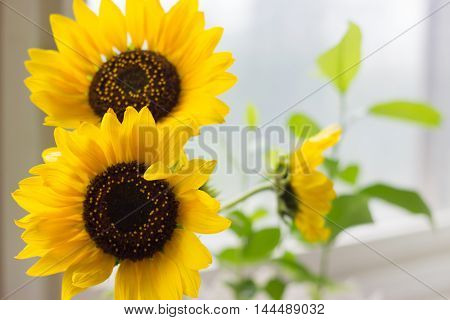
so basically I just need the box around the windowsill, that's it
[199,206,450,299]
[272,207,450,299]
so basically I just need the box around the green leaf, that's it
[218,228,281,265]
[326,194,373,241]
[317,22,362,93]
[369,101,442,128]
[244,228,280,261]
[338,164,359,185]
[264,278,286,300]
[250,208,268,221]
[274,252,323,284]
[324,160,360,184]
[288,113,320,138]
[228,210,252,237]
[246,103,259,128]
[360,183,431,219]
[217,247,243,265]
[227,278,258,300]
[323,158,339,178]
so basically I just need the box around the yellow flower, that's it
[280,125,341,243]
[25,0,236,129]
[12,107,230,300]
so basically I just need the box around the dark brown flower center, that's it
[279,182,300,215]
[88,50,181,122]
[83,161,178,261]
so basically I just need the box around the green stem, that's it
[314,244,331,299]
[315,93,346,298]
[338,93,346,127]
[220,182,273,211]
[331,93,346,164]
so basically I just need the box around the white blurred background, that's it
[1,0,450,299]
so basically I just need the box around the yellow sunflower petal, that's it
[99,0,127,52]
[309,124,342,146]
[126,0,146,49]
[145,159,216,194]
[26,240,94,277]
[177,264,200,298]
[136,259,158,299]
[71,251,115,288]
[26,49,89,89]
[49,14,99,73]
[156,123,195,166]
[182,52,235,89]
[30,165,83,191]
[15,210,82,232]
[29,164,87,197]
[203,72,238,96]
[61,248,115,299]
[290,167,336,243]
[171,159,217,194]
[54,127,108,176]
[292,172,335,213]
[134,107,158,164]
[146,253,183,300]
[20,219,86,249]
[30,92,94,124]
[165,11,205,63]
[133,256,183,300]
[119,107,140,162]
[62,268,87,300]
[136,105,156,126]
[177,190,230,234]
[100,110,123,164]
[12,174,84,204]
[115,260,140,300]
[15,245,48,260]
[292,124,342,172]
[42,147,61,163]
[164,229,212,270]
[25,75,83,96]
[76,122,113,165]
[176,94,230,126]
[157,0,201,56]
[143,161,173,181]
[99,107,159,165]
[144,0,164,50]
[13,176,84,211]
[73,0,112,57]
[295,208,331,243]
[175,27,224,75]
[12,198,81,219]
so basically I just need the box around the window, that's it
[84,0,450,299]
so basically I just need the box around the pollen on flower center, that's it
[83,161,179,261]
[88,50,181,122]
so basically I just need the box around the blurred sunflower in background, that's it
[12,107,230,300]
[25,0,236,129]
[276,125,341,242]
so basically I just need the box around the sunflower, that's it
[12,107,230,300]
[25,0,236,129]
[277,125,341,242]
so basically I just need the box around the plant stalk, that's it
[331,93,346,166]
[315,92,346,299]
[314,244,331,299]
[220,182,273,211]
